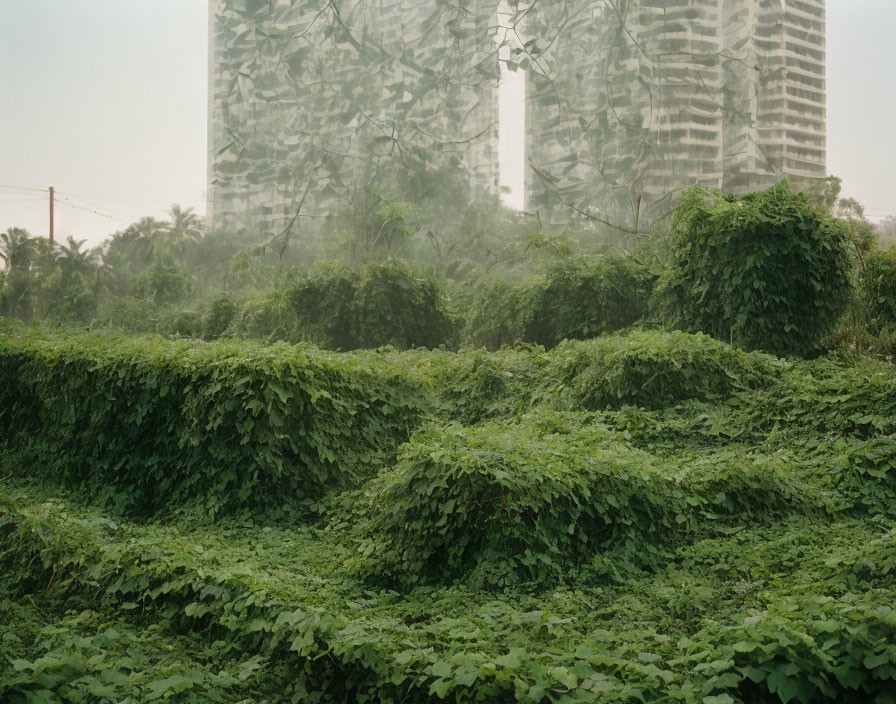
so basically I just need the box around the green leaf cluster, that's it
[2,324,896,703]
[280,260,454,350]
[552,330,782,410]
[657,182,852,357]
[0,321,421,514]
[860,248,896,333]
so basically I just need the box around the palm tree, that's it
[56,236,100,281]
[160,204,204,260]
[107,217,166,268]
[0,227,37,274]
[167,204,203,241]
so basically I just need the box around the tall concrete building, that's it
[207,0,500,237]
[522,0,827,227]
[207,0,827,235]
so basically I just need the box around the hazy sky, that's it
[1,1,894,245]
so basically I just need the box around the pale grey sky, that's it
[1,1,894,245]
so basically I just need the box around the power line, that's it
[56,198,133,225]
[0,192,45,200]
[57,194,139,223]
[0,184,47,193]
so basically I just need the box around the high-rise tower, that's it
[207,1,827,236]
[207,0,501,237]
[521,0,827,228]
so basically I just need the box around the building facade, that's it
[207,0,827,235]
[207,0,500,238]
[521,0,827,227]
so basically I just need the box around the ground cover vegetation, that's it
[2,182,896,702]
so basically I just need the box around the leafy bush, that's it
[284,262,359,349]
[860,247,896,332]
[454,278,536,350]
[359,419,685,589]
[166,309,203,338]
[202,293,238,340]
[92,296,164,334]
[281,261,452,350]
[129,263,193,305]
[0,322,421,514]
[830,434,896,515]
[525,256,654,348]
[554,330,780,409]
[229,292,296,342]
[656,182,852,357]
[435,350,548,424]
[350,261,453,349]
[3,322,896,703]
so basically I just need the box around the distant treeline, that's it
[2,183,896,359]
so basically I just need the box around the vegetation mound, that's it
[283,260,453,350]
[358,419,682,589]
[525,256,655,348]
[0,323,420,514]
[657,182,852,357]
[2,326,896,703]
[554,330,781,409]
[861,247,896,332]
[454,256,654,351]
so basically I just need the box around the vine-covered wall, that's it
[207,0,827,237]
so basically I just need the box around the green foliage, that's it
[453,278,537,350]
[130,263,193,305]
[284,262,359,349]
[283,260,453,350]
[91,296,166,335]
[449,255,653,352]
[202,293,238,340]
[358,419,685,589]
[553,330,781,410]
[525,256,655,348]
[657,182,853,357]
[861,248,896,332]
[433,349,548,424]
[229,292,297,343]
[351,260,453,349]
[0,322,421,514]
[2,324,896,703]
[0,603,269,703]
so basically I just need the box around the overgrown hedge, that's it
[861,247,896,332]
[358,419,686,589]
[454,256,655,351]
[283,261,454,350]
[0,322,421,514]
[657,182,852,357]
[525,256,655,348]
[552,330,782,410]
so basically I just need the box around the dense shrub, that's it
[129,263,192,305]
[656,182,852,357]
[831,435,896,515]
[201,293,238,340]
[525,256,654,348]
[284,262,358,349]
[454,278,536,350]
[433,349,548,424]
[230,292,296,342]
[860,247,896,332]
[359,419,684,589]
[166,309,202,338]
[553,330,781,409]
[0,322,421,514]
[350,261,453,349]
[92,296,163,334]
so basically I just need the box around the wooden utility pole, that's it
[49,186,55,243]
